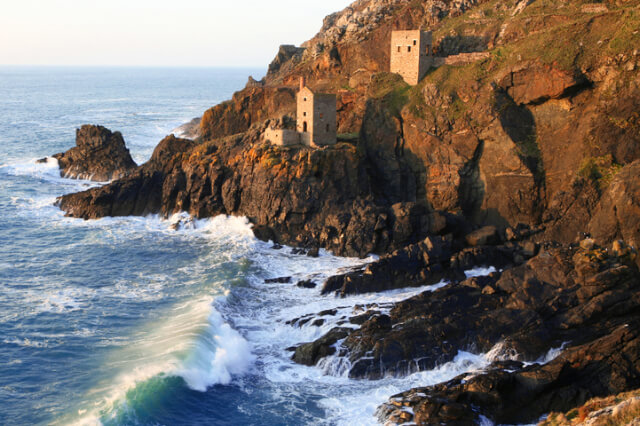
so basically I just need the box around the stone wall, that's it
[264,128,300,146]
[431,51,491,67]
[297,87,315,139]
[296,87,337,146]
[581,4,608,13]
[390,30,433,85]
[311,94,337,146]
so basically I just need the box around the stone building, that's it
[263,127,300,147]
[390,30,434,85]
[296,78,337,147]
[262,78,337,147]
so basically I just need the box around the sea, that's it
[0,66,506,426]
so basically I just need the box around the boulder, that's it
[51,125,137,181]
[465,225,500,247]
[291,327,350,366]
[498,62,589,105]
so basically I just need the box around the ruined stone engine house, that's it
[390,30,434,85]
[264,78,337,148]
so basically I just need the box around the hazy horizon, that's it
[0,0,352,68]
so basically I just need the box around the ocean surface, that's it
[0,67,507,426]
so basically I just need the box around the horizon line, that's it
[0,64,268,69]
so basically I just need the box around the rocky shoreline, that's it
[50,0,640,424]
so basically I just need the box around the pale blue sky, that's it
[0,0,352,67]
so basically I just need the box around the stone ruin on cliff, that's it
[390,30,434,85]
[264,77,337,148]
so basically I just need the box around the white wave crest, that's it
[177,307,255,391]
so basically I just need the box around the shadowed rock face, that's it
[51,125,137,182]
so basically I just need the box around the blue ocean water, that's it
[0,67,499,426]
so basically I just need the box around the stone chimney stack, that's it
[299,76,306,91]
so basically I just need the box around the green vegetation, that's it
[430,0,639,75]
[368,73,411,116]
[578,154,623,191]
[337,132,359,143]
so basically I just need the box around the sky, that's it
[0,0,352,67]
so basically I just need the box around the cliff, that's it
[57,124,445,257]
[194,0,640,252]
[53,0,640,424]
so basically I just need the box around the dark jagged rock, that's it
[296,280,317,289]
[56,134,197,219]
[291,327,350,366]
[51,125,137,181]
[297,242,640,386]
[377,322,640,425]
[321,236,465,296]
[321,237,536,296]
[265,277,291,284]
[56,127,445,257]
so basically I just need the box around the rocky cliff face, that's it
[50,125,137,181]
[54,0,640,422]
[196,0,640,250]
[57,125,447,257]
[200,87,296,141]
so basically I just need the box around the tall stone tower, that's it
[296,77,337,147]
[390,30,434,85]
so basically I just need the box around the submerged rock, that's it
[52,125,137,182]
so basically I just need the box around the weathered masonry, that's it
[390,30,434,85]
[296,78,337,146]
[263,127,300,147]
[263,78,337,147]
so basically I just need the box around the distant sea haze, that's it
[0,67,495,425]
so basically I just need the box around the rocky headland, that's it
[47,124,137,182]
[52,0,640,424]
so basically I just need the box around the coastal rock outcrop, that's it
[57,128,442,257]
[377,322,640,425]
[50,125,137,181]
[295,242,640,398]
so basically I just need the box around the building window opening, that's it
[407,46,411,53]
[413,40,417,46]
[303,97,307,102]
[303,112,307,117]
[397,46,401,53]
[326,124,330,133]
[303,122,308,132]
[320,113,324,119]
